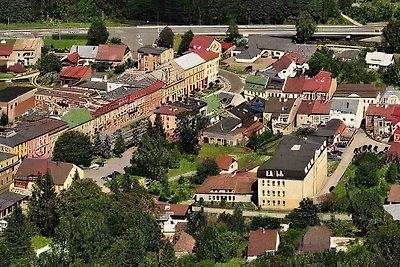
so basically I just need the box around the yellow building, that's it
[257,136,328,210]
[0,152,19,193]
[137,46,174,72]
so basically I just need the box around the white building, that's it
[365,51,394,69]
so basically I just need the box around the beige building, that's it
[257,136,327,210]
[137,46,174,72]
[10,38,43,66]
[0,152,19,193]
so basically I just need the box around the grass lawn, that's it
[44,37,87,51]
[167,157,197,178]
[0,73,15,79]
[328,160,340,176]
[334,164,356,198]
[31,235,51,250]
[199,144,249,159]
[173,35,182,54]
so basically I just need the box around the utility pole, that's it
[198,8,202,25]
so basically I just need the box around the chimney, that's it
[262,228,265,233]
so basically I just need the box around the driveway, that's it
[315,129,389,200]
[218,69,244,94]
[84,147,135,188]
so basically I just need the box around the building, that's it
[0,152,19,193]
[243,75,269,101]
[365,52,394,69]
[215,155,238,174]
[0,191,27,219]
[257,136,327,210]
[95,44,132,66]
[247,229,280,261]
[296,100,330,128]
[264,97,301,134]
[12,158,84,195]
[60,66,93,86]
[9,38,43,66]
[194,49,220,88]
[0,44,13,68]
[0,86,36,122]
[365,105,400,138]
[69,45,99,65]
[174,231,196,258]
[155,200,190,237]
[195,172,257,203]
[137,46,174,72]
[154,105,188,139]
[329,98,360,128]
[168,97,208,115]
[387,184,400,204]
[260,52,308,80]
[314,119,347,146]
[282,71,337,101]
[299,226,332,254]
[380,87,400,105]
[189,35,222,54]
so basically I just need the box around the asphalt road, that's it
[218,69,244,94]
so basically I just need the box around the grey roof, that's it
[315,119,344,137]
[333,49,360,61]
[169,97,207,112]
[74,80,108,91]
[264,98,295,115]
[0,86,35,102]
[384,204,400,220]
[138,45,169,55]
[257,136,326,180]
[0,191,27,212]
[217,91,235,107]
[204,117,242,135]
[70,45,98,59]
[228,102,259,121]
[330,99,359,114]
[380,86,400,103]
[106,77,157,101]
[236,46,262,60]
[173,53,205,70]
[0,152,16,162]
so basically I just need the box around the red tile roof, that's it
[64,52,80,65]
[96,44,129,62]
[248,229,279,257]
[155,105,188,116]
[300,226,331,253]
[8,63,26,73]
[60,66,92,79]
[155,200,190,217]
[387,142,400,158]
[215,155,236,171]
[0,44,13,57]
[174,231,196,253]
[196,172,256,195]
[366,104,400,125]
[189,35,216,52]
[271,52,303,72]
[283,71,333,94]
[221,42,234,50]
[194,50,219,62]
[297,100,330,115]
[388,184,400,203]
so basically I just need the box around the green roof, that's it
[245,75,268,86]
[62,108,93,128]
[205,94,224,117]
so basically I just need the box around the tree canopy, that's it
[37,53,62,74]
[87,18,109,46]
[178,30,194,55]
[295,11,316,42]
[157,27,174,48]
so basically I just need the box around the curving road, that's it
[218,69,244,94]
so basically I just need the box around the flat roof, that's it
[0,86,35,102]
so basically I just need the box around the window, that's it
[267,180,270,186]
[283,191,285,197]
[277,191,280,197]
[272,191,275,197]
[262,190,265,196]
[272,200,276,206]
[267,200,270,206]
[282,181,285,187]
[272,181,275,186]
[267,190,270,196]
[262,180,265,186]
[277,200,280,205]
[277,181,280,186]
[283,201,286,206]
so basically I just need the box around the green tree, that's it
[73,169,80,182]
[87,18,109,46]
[108,37,122,44]
[175,111,209,154]
[384,19,400,53]
[194,158,220,184]
[229,206,246,234]
[226,20,241,43]
[93,132,104,157]
[295,11,316,42]
[113,130,126,157]
[0,112,8,126]
[103,135,111,159]
[353,152,384,189]
[350,190,384,233]
[157,27,174,48]
[28,172,59,237]
[187,208,208,239]
[287,198,320,229]
[382,64,400,87]
[386,163,398,184]
[178,30,194,55]
[150,113,166,140]
[250,216,281,230]
[159,242,177,267]
[53,131,94,167]
[37,53,62,74]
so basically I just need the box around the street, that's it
[218,69,244,94]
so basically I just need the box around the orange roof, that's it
[96,44,129,62]
[248,229,278,257]
[366,104,400,125]
[388,142,400,158]
[388,184,400,203]
[64,52,80,64]
[174,231,195,253]
[60,66,92,79]
[297,100,330,115]
[155,105,188,116]
[221,42,234,50]
[283,71,332,94]
[155,200,190,217]
[189,35,216,52]
[215,155,236,171]
[271,52,303,72]
[196,172,256,195]
[8,63,26,73]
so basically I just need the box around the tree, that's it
[386,163,398,184]
[53,131,94,167]
[350,190,384,233]
[353,152,384,189]
[87,18,109,46]
[295,11,316,42]
[28,172,59,237]
[383,19,400,53]
[226,20,241,43]
[194,158,220,184]
[229,206,246,234]
[187,208,208,239]
[0,112,8,126]
[93,132,104,157]
[157,27,174,48]
[159,242,177,267]
[175,111,209,154]
[178,30,194,55]
[103,135,111,159]
[108,37,122,44]
[287,198,320,229]
[151,113,166,140]
[113,130,126,157]
[250,216,281,230]
[37,53,62,74]
[382,64,400,87]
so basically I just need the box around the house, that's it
[332,48,360,62]
[314,119,347,146]
[12,158,84,195]
[260,52,308,80]
[172,52,206,94]
[137,46,174,72]
[0,86,37,122]
[243,75,269,101]
[189,35,222,54]
[296,100,330,128]
[216,91,245,109]
[264,97,301,134]
[173,231,196,258]
[380,86,400,105]
[60,66,92,86]
[247,229,280,261]
[329,98,360,128]
[69,45,99,65]
[0,44,13,68]
[227,102,261,123]
[9,38,43,66]
[333,83,383,118]
[299,226,332,254]
[383,204,400,220]
[215,155,238,174]
[168,97,208,116]
[154,200,190,237]
[0,152,19,193]
[61,52,80,67]
[387,184,400,204]
[365,51,394,69]
[0,191,27,220]
[221,42,235,55]
[257,136,327,210]
[282,71,337,101]
[95,44,132,66]
[194,50,220,88]
[365,105,400,139]
[195,172,257,203]
[154,105,188,139]
[265,77,285,98]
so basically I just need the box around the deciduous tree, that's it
[287,198,320,229]
[295,11,316,42]
[194,158,220,184]
[384,19,400,53]
[175,111,209,154]
[37,53,62,74]
[178,30,194,55]
[87,18,109,46]
[157,27,174,48]
[113,130,126,157]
